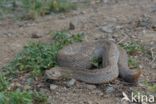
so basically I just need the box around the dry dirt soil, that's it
[0,0,156,104]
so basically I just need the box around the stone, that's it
[102,0,108,3]
[50,84,58,90]
[105,86,115,94]
[92,89,103,96]
[100,24,114,33]
[86,84,96,90]
[23,85,31,90]
[152,63,156,69]
[137,16,151,28]
[47,96,53,104]
[66,79,76,87]
[69,22,75,30]
[26,78,34,85]
[81,11,86,14]
[31,32,42,38]
[83,100,93,104]
[40,88,49,94]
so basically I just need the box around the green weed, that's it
[4,32,83,76]
[120,42,144,55]
[20,0,51,19]
[0,0,14,19]
[0,0,76,20]
[0,73,34,104]
[147,84,156,93]
[120,42,143,69]
[0,90,32,104]
[128,57,139,69]
[49,0,76,12]
[53,32,83,45]
[91,56,102,69]
[0,74,9,92]
[0,92,7,104]
[143,81,156,93]
[0,90,47,104]
[32,91,48,104]
[1,31,83,103]
[148,84,156,93]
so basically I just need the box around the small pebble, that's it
[31,32,42,38]
[23,85,31,90]
[86,84,96,90]
[66,79,76,87]
[152,63,156,69]
[139,65,143,69]
[69,22,75,30]
[100,24,114,33]
[81,11,86,14]
[92,90,103,96]
[47,96,53,103]
[105,86,115,94]
[83,100,93,104]
[50,84,58,90]
[40,88,49,94]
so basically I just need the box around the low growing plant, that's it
[49,0,76,12]
[143,81,156,93]
[1,31,83,104]
[128,57,139,69]
[0,0,77,20]
[0,90,47,104]
[32,91,48,104]
[120,42,144,55]
[0,74,9,92]
[4,32,83,76]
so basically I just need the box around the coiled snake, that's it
[45,40,141,84]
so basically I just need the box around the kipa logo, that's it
[121,92,155,103]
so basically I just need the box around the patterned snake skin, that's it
[45,40,141,84]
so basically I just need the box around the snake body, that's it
[45,40,141,84]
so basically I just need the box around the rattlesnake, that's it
[45,39,141,84]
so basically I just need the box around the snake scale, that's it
[45,39,141,84]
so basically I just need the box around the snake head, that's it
[44,67,73,81]
[44,67,62,81]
